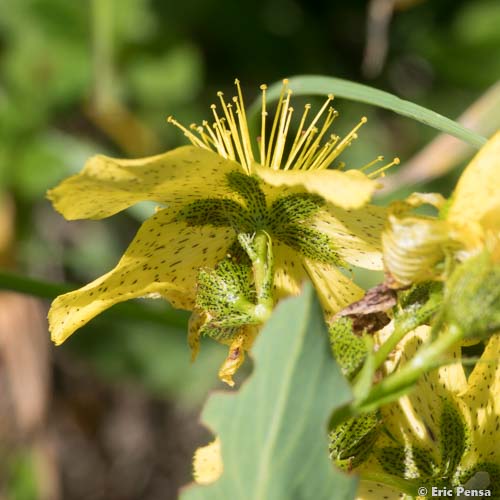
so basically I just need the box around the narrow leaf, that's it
[249,75,487,149]
[181,284,357,500]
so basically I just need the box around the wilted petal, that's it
[218,326,258,386]
[255,165,378,210]
[311,204,386,270]
[49,208,234,344]
[47,146,241,220]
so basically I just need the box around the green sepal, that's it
[196,259,257,336]
[329,317,368,380]
[443,250,500,340]
[375,444,438,480]
[394,281,443,330]
[329,410,381,470]
[268,192,325,226]
[440,397,468,477]
[225,171,268,224]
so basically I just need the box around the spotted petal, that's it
[460,334,500,465]
[272,242,309,300]
[448,131,500,230]
[254,165,378,210]
[356,479,407,499]
[311,204,386,270]
[47,146,241,220]
[301,259,365,317]
[381,326,466,465]
[49,207,235,344]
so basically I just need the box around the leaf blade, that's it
[249,75,487,149]
[181,284,357,500]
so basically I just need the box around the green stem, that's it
[237,231,274,322]
[92,0,115,111]
[372,323,412,372]
[252,231,274,309]
[357,323,463,412]
[0,270,189,328]
[0,270,72,299]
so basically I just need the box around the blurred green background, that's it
[0,0,498,498]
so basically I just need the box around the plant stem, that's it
[372,323,411,371]
[252,231,274,309]
[92,0,115,112]
[0,270,189,328]
[237,231,274,322]
[357,323,463,412]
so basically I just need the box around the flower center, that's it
[168,79,399,176]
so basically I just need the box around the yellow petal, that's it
[381,326,466,461]
[460,333,500,464]
[188,310,211,362]
[356,480,406,500]
[448,131,500,228]
[272,242,309,300]
[49,208,234,344]
[311,204,386,270]
[301,259,364,317]
[47,146,241,220]
[255,165,377,210]
[193,438,223,485]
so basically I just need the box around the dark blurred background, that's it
[0,0,499,498]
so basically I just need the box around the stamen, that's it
[295,106,338,170]
[169,80,394,180]
[270,90,293,170]
[234,79,255,169]
[212,122,230,160]
[368,157,400,178]
[284,104,311,170]
[305,141,333,171]
[315,116,367,170]
[284,94,334,170]
[190,123,214,148]
[217,92,249,172]
[202,120,226,156]
[294,128,320,170]
[302,133,339,170]
[211,105,233,159]
[359,155,384,172]
[265,79,289,167]
[167,116,208,149]
[260,84,268,166]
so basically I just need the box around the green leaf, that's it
[249,75,487,149]
[181,283,357,500]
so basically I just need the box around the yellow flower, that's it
[356,327,500,499]
[47,79,396,382]
[383,131,500,287]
